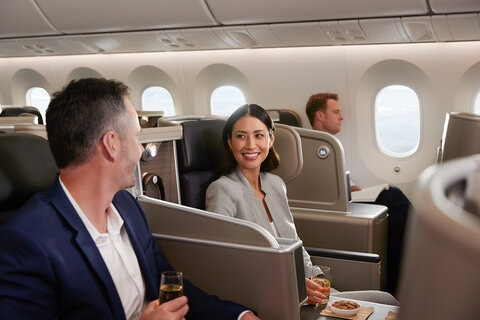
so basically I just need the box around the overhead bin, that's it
[429,0,480,13]
[1,0,480,57]
[206,0,430,24]
[33,0,218,34]
[0,1,58,38]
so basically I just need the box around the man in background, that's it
[305,92,411,295]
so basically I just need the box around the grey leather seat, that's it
[0,133,57,225]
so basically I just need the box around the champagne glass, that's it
[311,265,332,305]
[159,271,183,303]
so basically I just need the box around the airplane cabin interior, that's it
[1,0,480,319]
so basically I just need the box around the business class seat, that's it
[0,133,57,225]
[166,117,383,291]
[277,127,388,291]
[137,117,308,319]
[175,117,226,209]
[437,112,480,164]
[138,196,306,320]
[398,154,480,319]
[174,116,304,209]
[0,106,44,124]
[266,108,302,127]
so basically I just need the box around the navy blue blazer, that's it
[0,177,246,319]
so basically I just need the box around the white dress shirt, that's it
[60,179,146,320]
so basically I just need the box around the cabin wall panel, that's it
[342,42,480,198]
[1,42,480,197]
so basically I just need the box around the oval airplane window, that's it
[211,86,246,116]
[375,85,420,157]
[475,92,480,114]
[26,87,50,123]
[142,86,175,116]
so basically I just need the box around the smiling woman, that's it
[206,104,399,306]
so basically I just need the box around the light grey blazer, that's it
[205,167,319,278]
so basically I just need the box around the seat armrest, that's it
[305,246,382,291]
[306,247,380,263]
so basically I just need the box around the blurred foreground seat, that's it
[398,154,480,319]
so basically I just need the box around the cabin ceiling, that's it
[0,0,479,57]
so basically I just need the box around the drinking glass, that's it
[159,271,184,303]
[311,265,332,304]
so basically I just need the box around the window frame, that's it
[210,85,246,117]
[141,86,175,116]
[374,84,421,158]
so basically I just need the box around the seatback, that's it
[0,106,44,124]
[139,196,306,320]
[175,119,304,209]
[0,115,39,126]
[271,123,303,183]
[398,154,480,319]
[286,126,350,211]
[267,108,302,127]
[175,118,226,209]
[273,126,389,289]
[0,123,48,139]
[438,112,480,163]
[0,133,58,224]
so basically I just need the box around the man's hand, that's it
[241,311,261,320]
[140,296,189,320]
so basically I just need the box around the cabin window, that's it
[142,86,175,116]
[375,85,420,157]
[211,86,246,116]
[26,87,50,123]
[475,92,480,114]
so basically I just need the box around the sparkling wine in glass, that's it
[159,271,183,303]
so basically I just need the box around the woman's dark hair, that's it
[220,104,280,174]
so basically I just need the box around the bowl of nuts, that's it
[329,300,361,316]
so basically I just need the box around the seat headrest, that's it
[267,108,302,127]
[0,133,58,224]
[0,106,44,124]
[271,124,303,183]
[177,119,226,173]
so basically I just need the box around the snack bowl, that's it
[329,300,361,316]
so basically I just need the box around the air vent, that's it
[22,44,55,54]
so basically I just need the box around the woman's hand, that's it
[305,278,326,305]
[140,296,189,320]
[350,185,362,192]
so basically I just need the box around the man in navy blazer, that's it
[0,78,259,320]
